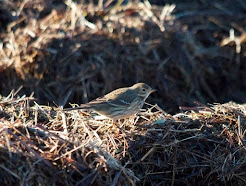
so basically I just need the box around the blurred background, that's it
[0,0,246,113]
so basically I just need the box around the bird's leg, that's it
[112,120,120,134]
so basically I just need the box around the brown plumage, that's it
[64,83,156,121]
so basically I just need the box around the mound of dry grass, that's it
[1,1,246,185]
[1,0,246,114]
[1,90,246,185]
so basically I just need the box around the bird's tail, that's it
[63,104,91,111]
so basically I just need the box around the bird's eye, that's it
[142,88,146,92]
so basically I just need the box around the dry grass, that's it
[1,0,246,185]
[1,90,246,185]
[1,0,246,113]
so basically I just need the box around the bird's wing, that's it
[106,89,138,107]
[88,88,137,107]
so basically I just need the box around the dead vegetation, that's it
[1,0,246,185]
[1,89,246,185]
[1,0,246,113]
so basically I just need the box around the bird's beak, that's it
[150,89,157,93]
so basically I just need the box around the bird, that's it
[63,83,156,122]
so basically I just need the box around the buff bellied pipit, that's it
[64,83,156,125]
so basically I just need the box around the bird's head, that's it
[131,83,156,100]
